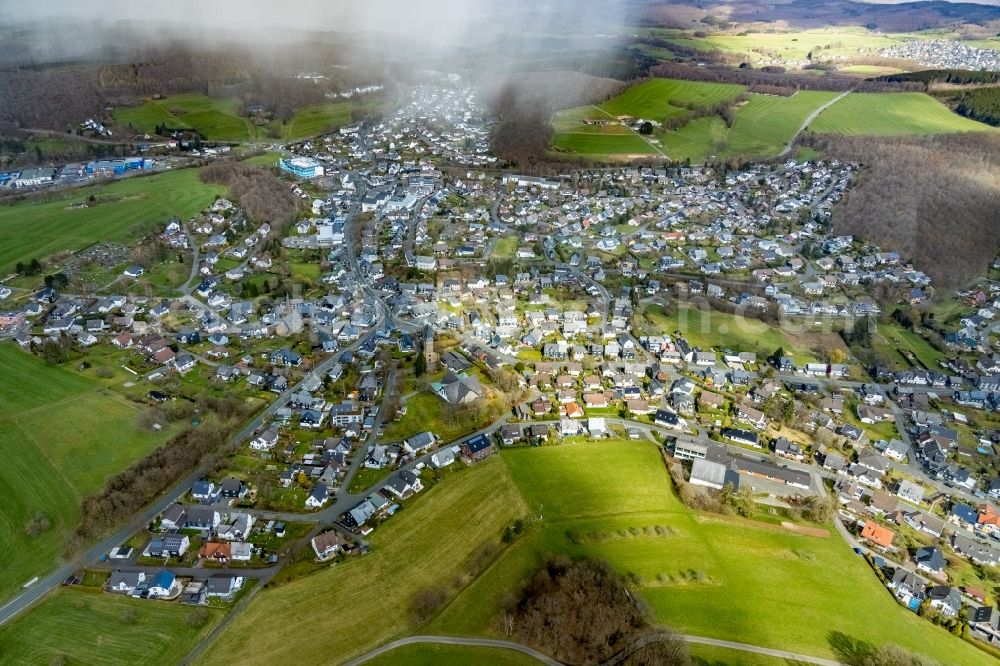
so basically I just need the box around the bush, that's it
[187,608,210,628]
[502,557,660,665]
[24,512,51,538]
[410,586,448,625]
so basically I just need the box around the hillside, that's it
[550,75,997,162]
[201,441,986,666]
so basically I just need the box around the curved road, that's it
[341,634,843,666]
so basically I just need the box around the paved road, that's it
[340,633,843,666]
[778,90,852,157]
[340,635,564,666]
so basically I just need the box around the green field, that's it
[0,344,176,602]
[721,91,840,158]
[662,115,728,163]
[114,93,257,141]
[551,132,657,157]
[201,456,528,663]
[383,386,507,444]
[430,440,986,666]
[655,27,903,62]
[599,79,746,123]
[114,93,375,142]
[871,321,947,371]
[810,92,994,136]
[641,304,797,359]
[552,79,745,159]
[0,588,223,665]
[0,167,223,273]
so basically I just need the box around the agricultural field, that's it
[0,167,224,274]
[200,457,528,664]
[809,92,995,136]
[114,93,378,142]
[661,115,728,163]
[430,440,986,666]
[0,344,177,603]
[551,79,745,159]
[720,90,841,158]
[0,588,223,665]
[837,64,906,77]
[649,27,906,63]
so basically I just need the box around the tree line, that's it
[649,62,922,93]
[947,86,1000,127]
[68,396,253,552]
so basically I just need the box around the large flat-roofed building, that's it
[279,157,325,179]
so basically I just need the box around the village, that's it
[3,81,1000,648]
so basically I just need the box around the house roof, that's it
[861,521,895,549]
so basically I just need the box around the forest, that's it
[808,132,1000,288]
[875,69,1000,87]
[946,87,1000,127]
[0,43,386,133]
[200,161,301,236]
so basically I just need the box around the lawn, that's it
[871,321,946,371]
[490,236,519,260]
[364,643,542,666]
[283,99,379,141]
[383,389,507,444]
[428,440,986,666]
[200,456,528,664]
[809,92,994,136]
[0,344,177,603]
[641,304,797,359]
[0,167,224,273]
[0,588,223,665]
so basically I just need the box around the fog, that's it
[0,0,630,66]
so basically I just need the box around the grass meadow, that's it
[809,92,994,136]
[0,588,223,665]
[0,167,223,273]
[431,440,987,666]
[0,344,177,603]
[200,457,528,664]
[721,90,840,158]
[200,436,985,665]
[114,93,376,142]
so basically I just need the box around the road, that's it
[0,327,379,627]
[341,635,563,666]
[778,90,852,157]
[340,633,843,666]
